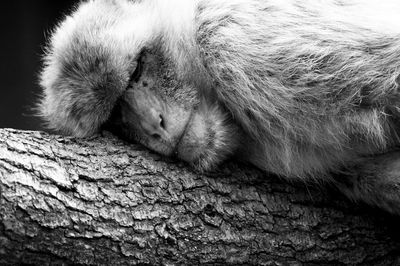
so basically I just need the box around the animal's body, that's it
[39,0,400,214]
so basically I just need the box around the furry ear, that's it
[39,37,130,137]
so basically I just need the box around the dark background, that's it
[0,1,77,132]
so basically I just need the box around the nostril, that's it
[152,133,161,139]
[159,114,165,130]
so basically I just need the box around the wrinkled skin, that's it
[108,48,239,170]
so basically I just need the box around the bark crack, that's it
[1,129,400,265]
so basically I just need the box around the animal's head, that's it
[39,0,240,170]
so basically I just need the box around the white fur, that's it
[39,0,400,214]
[190,0,400,178]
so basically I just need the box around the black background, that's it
[0,0,77,131]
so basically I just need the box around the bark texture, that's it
[1,128,400,265]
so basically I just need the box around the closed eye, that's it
[130,55,144,83]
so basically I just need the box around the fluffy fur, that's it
[39,0,400,214]
[194,0,400,178]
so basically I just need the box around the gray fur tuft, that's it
[38,0,132,137]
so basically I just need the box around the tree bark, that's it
[0,128,400,265]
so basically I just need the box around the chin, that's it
[176,105,241,171]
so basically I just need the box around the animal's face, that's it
[108,44,240,171]
[39,0,240,171]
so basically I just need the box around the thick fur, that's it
[39,0,400,214]
[194,0,400,178]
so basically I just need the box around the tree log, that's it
[1,128,400,265]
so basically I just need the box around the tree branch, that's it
[0,128,399,265]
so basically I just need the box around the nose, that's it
[141,108,167,140]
